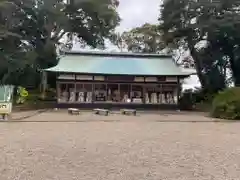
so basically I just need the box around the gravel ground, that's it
[0,111,240,179]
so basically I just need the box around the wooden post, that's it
[40,71,47,100]
[177,77,180,106]
[74,81,76,103]
[56,83,60,103]
[92,83,94,103]
[118,84,120,102]
[130,84,132,102]
[143,85,146,104]
[160,84,163,104]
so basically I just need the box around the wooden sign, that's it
[94,76,105,81]
[134,77,144,82]
[76,75,93,80]
[145,77,157,82]
[0,103,12,114]
[166,77,177,82]
[58,74,75,80]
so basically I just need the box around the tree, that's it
[119,23,165,53]
[0,0,37,85]
[0,0,120,86]
[65,0,120,49]
[159,0,231,92]
[115,23,194,71]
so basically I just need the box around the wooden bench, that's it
[93,108,109,116]
[121,109,137,116]
[68,108,80,115]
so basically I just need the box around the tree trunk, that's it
[187,36,207,89]
[229,53,240,86]
[189,46,206,88]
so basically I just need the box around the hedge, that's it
[211,87,240,120]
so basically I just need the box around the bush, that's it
[211,87,240,120]
[179,89,196,110]
[193,88,215,103]
[179,88,216,111]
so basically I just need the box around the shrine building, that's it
[45,51,192,109]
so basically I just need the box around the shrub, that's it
[179,88,216,111]
[194,88,215,103]
[211,87,240,120]
[179,89,196,110]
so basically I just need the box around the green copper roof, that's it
[46,51,191,76]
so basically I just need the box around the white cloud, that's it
[116,0,161,32]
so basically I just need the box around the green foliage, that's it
[193,88,215,103]
[179,90,196,110]
[179,88,216,111]
[116,23,165,53]
[16,87,29,104]
[0,0,120,86]
[66,0,120,48]
[160,0,240,92]
[211,87,240,120]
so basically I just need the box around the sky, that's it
[116,0,161,32]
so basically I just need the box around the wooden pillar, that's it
[92,83,94,103]
[177,77,180,106]
[118,83,120,102]
[56,82,60,103]
[130,84,132,101]
[74,80,76,103]
[40,71,47,99]
[160,84,162,104]
[143,85,146,104]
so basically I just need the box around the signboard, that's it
[145,77,157,82]
[0,103,12,114]
[76,75,93,80]
[166,77,178,82]
[134,77,144,82]
[0,85,14,116]
[58,74,75,80]
[94,76,105,81]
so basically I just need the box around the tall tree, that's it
[0,0,120,85]
[159,0,231,92]
[119,23,165,53]
[116,23,194,70]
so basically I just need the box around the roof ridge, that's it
[62,51,172,58]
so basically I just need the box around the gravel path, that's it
[0,112,240,179]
